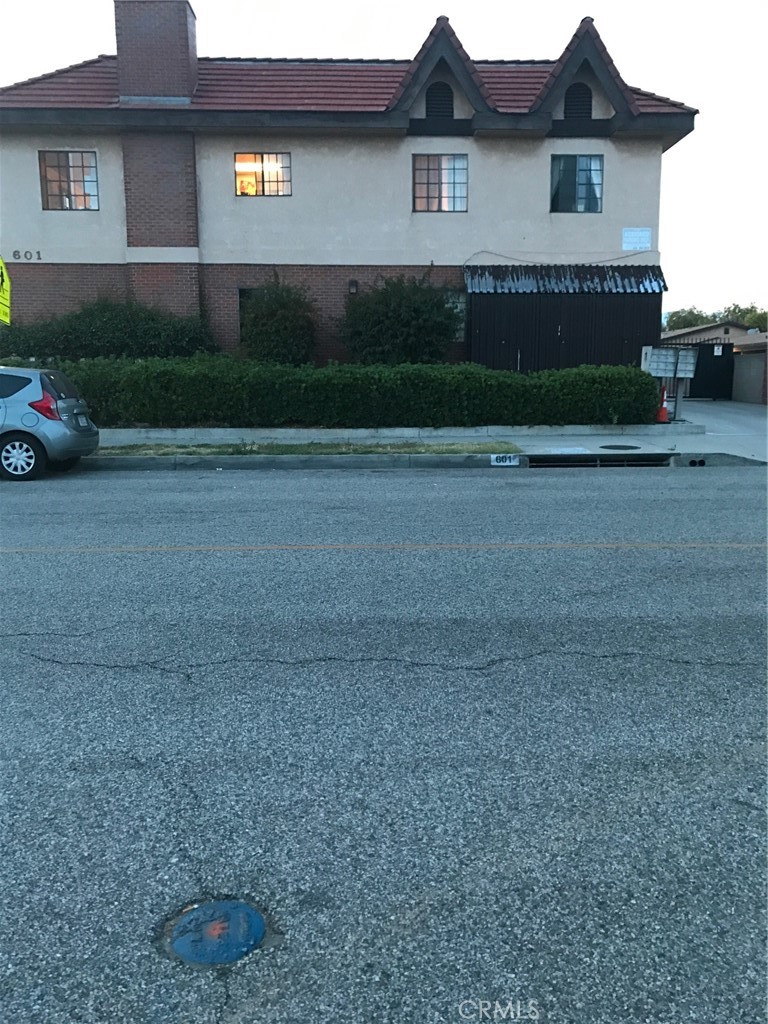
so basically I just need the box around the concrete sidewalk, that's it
[99,421,705,446]
[81,413,768,470]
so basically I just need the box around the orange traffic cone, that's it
[656,386,669,423]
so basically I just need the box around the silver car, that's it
[0,366,99,481]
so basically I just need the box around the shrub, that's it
[239,280,316,365]
[341,277,462,364]
[0,300,215,360]
[21,358,659,429]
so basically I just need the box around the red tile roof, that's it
[0,51,696,116]
[476,63,555,113]
[629,87,696,114]
[0,57,120,109]
[194,59,410,111]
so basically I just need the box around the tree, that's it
[663,307,712,331]
[720,304,767,332]
[664,303,767,333]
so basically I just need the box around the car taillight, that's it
[29,391,61,421]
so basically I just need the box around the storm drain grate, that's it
[528,454,672,469]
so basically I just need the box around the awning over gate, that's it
[463,264,667,295]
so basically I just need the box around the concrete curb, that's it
[78,451,766,472]
[669,453,766,468]
[83,454,530,472]
[98,421,706,446]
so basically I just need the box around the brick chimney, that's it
[115,0,198,102]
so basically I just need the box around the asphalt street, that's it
[1,467,766,1024]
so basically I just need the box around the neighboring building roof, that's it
[661,320,750,339]
[464,265,667,294]
[733,333,768,353]
[0,49,695,116]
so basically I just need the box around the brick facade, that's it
[115,0,197,99]
[128,263,200,316]
[122,132,199,247]
[201,263,467,361]
[6,263,130,324]
[5,261,467,362]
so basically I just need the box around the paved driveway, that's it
[679,399,767,461]
[1,468,765,1024]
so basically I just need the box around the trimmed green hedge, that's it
[0,356,658,428]
[0,300,216,360]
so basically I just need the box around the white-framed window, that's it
[235,153,292,196]
[550,154,603,213]
[39,150,99,211]
[413,154,468,212]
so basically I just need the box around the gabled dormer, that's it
[532,17,639,122]
[389,16,492,134]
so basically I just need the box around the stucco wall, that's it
[0,129,662,268]
[0,131,127,264]
[196,135,661,266]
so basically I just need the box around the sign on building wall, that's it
[622,228,652,251]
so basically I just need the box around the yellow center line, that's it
[0,542,764,555]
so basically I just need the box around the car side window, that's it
[0,373,32,398]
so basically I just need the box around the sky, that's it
[3,0,765,316]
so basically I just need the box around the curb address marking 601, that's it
[490,454,520,466]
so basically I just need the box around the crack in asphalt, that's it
[215,975,232,1024]
[2,628,113,640]
[25,649,761,678]
[82,752,207,888]
[26,652,196,683]
[163,773,207,890]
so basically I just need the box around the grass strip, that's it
[97,441,523,457]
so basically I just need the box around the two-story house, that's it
[0,0,696,368]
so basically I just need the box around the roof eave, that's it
[613,111,697,151]
[0,107,413,132]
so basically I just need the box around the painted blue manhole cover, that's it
[168,899,266,966]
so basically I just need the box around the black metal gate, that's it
[468,292,662,372]
[688,343,734,399]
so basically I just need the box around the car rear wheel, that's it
[49,456,82,473]
[0,434,47,481]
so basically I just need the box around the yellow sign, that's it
[0,257,10,326]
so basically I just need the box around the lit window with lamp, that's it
[235,153,292,196]
[38,151,99,211]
